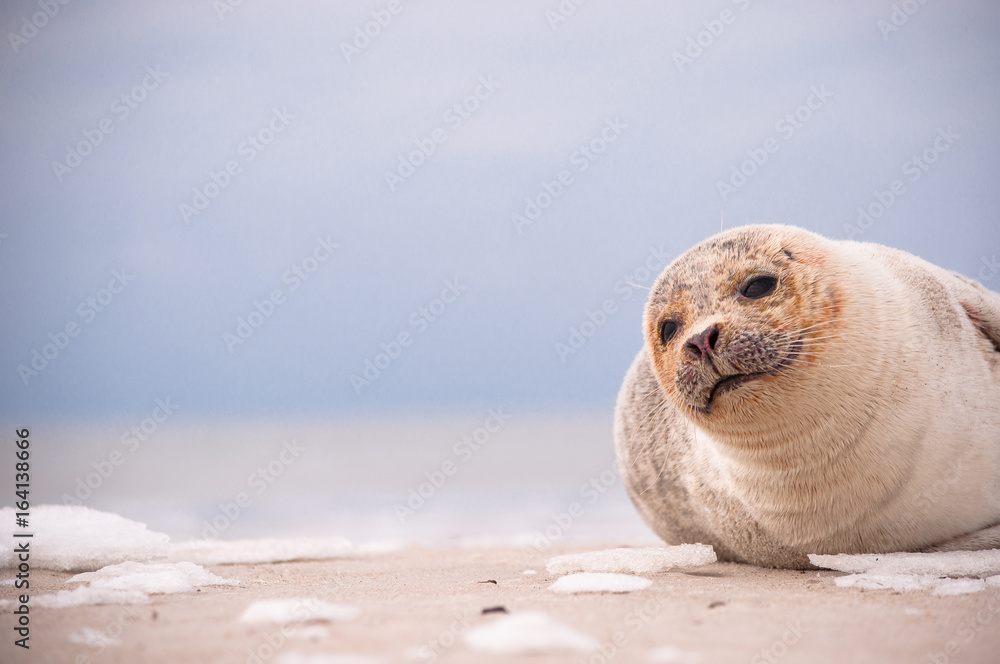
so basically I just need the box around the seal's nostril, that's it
[707,325,720,351]
[685,323,722,361]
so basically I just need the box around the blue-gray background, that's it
[2,0,999,421]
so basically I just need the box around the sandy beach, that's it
[4,542,999,664]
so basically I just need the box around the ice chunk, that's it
[831,573,986,595]
[239,598,361,624]
[0,505,170,572]
[170,538,353,565]
[987,575,1000,588]
[808,550,1000,578]
[932,578,986,596]
[463,611,598,654]
[549,573,652,594]
[833,574,940,591]
[68,561,238,594]
[69,627,120,648]
[34,586,150,608]
[277,654,385,664]
[546,545,716,575]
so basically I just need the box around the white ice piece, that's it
[831,573,987,595]
[833,574,940,591]
[932,578,986,596]
[986,575,1000,588]
[546,545,716,575]
[549,572,652,594]
[0,505,170,572]
[808,550,1000,578]
[239,598,361,624]
[170,538,354,565]
[463,611,598,654]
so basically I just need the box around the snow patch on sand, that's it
[463,611,598,654]
[808,550,1000,578]
[239,598,361,624]
[68,561,238,593]
[546,545,716,575]
[549,573,652,594]
[29,561,237,608]
[0,505,169,572]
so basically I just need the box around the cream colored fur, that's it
[615,225,1000,568]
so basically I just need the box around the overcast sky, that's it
[2,0,998,421]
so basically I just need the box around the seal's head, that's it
[644,225,841,440]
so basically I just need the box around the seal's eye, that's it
[741,276,777,299]
[660,319,678,344]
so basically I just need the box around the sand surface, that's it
[3,543,999,664]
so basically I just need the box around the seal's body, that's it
[615,225,1000,568]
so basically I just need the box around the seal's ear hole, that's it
[783,249,794,260]
[660,319,679,345]
[741,276,778,299]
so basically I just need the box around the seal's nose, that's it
[684,323,721,361]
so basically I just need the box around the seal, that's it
[614,224,1000,568]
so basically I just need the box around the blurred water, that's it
[2,412,657,546]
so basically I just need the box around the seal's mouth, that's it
[675,331,805,417]
[706,372,767,411]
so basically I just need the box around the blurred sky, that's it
[2,0,999,421]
